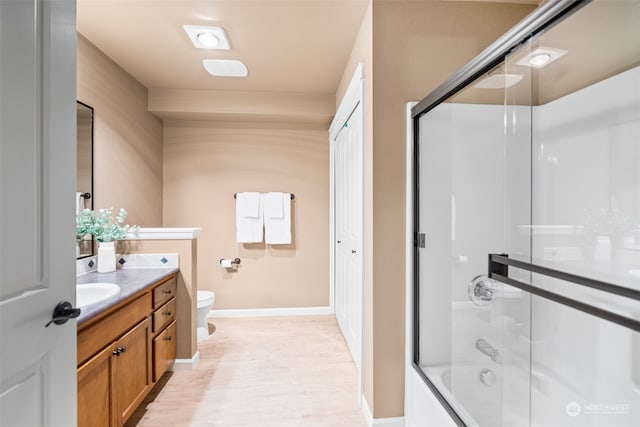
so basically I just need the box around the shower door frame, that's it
[408,0,595,425]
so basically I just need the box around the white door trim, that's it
[329,63,365,403]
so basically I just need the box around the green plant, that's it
[76,207,137,242]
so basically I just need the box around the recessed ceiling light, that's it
[515,47,567,69]
[528,53,551,67]
[474,74,523,89]
[183,25,230,50]
[202,59,248,77]
[197,32,219,48]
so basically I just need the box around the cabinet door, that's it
[115,318,151,426]
[153,321,177,382]
[78,344,117,427]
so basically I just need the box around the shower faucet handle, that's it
[468,275,497,306]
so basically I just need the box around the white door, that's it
[0,0,78,425]
[334,103,363,372]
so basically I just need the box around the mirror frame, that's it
[77,100,94,259]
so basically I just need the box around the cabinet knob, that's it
[163,289,172,294]
[165,336,172,342]
[120,346,127,353]
[351,249,357,254]
[165,311,172,316]
[112,349,121,356]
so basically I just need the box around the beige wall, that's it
[77,34,163,226]
[162,120,330,310]
[335,0,535,418]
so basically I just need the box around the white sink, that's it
[76,283,120,308]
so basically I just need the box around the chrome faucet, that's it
[476,338,502,364]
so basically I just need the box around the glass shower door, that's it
[413,1,640,426]
[415,58,533,426]
[512,2,640,425]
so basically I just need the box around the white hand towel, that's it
[236,192,263,243]
[76,192,84,215]
[236,192,260,218]
[263,192,284,218]
[264,193,291,244]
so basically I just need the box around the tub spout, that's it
[476,338,502,364]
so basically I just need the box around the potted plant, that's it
[76,207,137,272]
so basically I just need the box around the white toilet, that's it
[196,290,215,342]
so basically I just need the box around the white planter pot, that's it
[97,241,116,273]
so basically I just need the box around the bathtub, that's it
[421,346,639,427]
[418,301,639,427]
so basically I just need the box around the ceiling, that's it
[77,0,370,95]
[449,0,640,106]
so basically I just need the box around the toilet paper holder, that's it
[220,258,241,266]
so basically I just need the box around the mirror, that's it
[77,101,94,258]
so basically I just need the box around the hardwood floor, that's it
[125,315,367,427]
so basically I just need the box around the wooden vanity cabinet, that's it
[151,288,177,381]
[153,321,177,381]
[115,317,152,424]
[77,274,177,427]
[77,344,116,427]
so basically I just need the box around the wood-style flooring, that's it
[125,315,367,427]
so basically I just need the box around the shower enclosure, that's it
[410,1,640,426]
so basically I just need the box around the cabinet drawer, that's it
[153,276,177,308]
[153,298,176,333]
[153,321,176,382]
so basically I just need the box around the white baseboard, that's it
[207,306,334,318]
[170,351,200,371]
[363,396,405,427]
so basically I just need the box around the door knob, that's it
[45,301,81,327]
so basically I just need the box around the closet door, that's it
[334,104,363,372]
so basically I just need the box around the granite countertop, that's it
[76,267,178,327]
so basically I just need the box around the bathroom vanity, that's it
[76,269,178,427]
